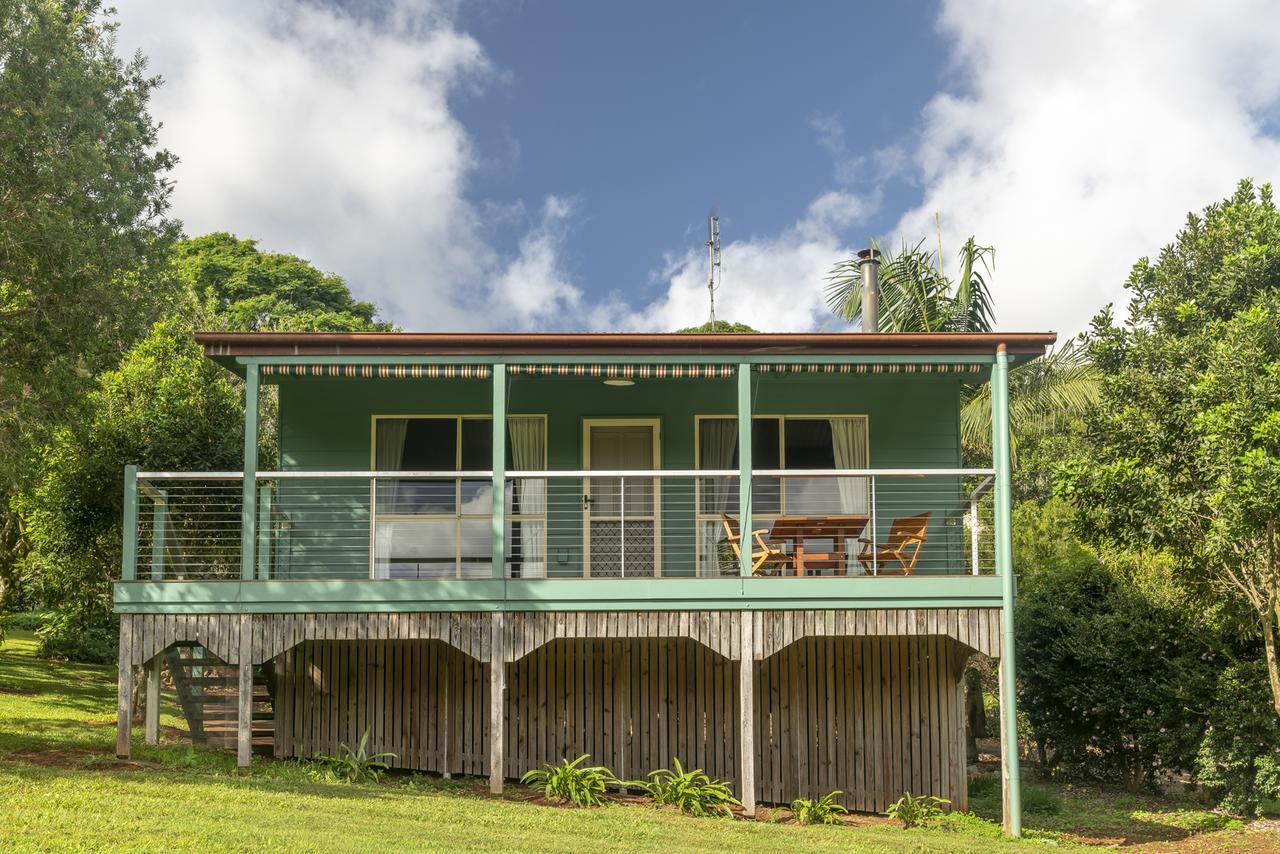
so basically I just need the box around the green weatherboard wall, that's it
[271,372,967,580]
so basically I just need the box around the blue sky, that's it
[115,1,1280,336]
[450,1,941,307]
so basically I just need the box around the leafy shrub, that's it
[521,754,618,807]
[1014,499,1218,789]
[4,611,50,632]
[35,611,117,663]
[791,790,848,825]
[640,758,740,818]
[313,730,395,783]
[1195,661,1280,816]
[885,791,949,828]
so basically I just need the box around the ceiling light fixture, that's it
[603,379,635,387]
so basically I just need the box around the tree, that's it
[1014,499,1218,789]
[0,0,180,476]
[16,237,392,655]
[825,234,1098,458]
[1058,180,1280,715]
[175,233,391,332]
[17,319,243,660]
[826,236,995,333]
[674,320,760,333]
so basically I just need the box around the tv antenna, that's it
[706,212,722,329]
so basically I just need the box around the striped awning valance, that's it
[756,362,983,375]
[260,364,491,378]
[508,364,735,378]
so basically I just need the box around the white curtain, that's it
[372,419,408,579]
[700,418,738,576]
[509,417,546,578]
[830,417,869,574]
[830,417,869,513]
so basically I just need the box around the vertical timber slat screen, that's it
[274,640,489,776]
[269,632,967,812]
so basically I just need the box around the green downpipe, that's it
[992,345,1022,836]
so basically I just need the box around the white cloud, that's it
[895,0,1280,336]
[115,0,517,329]
[624,192,873,333]
[486,196,583,327]
[115,1,1280,337]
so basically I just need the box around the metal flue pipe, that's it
[857,248,881,333]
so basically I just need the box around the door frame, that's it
[581,417,663,577]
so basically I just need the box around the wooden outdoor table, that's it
[768,515,870,576]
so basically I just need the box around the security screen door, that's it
[583,420,659,577]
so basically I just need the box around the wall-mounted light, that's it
[603,379,635,387]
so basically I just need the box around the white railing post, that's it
[970,500,981,575]
[870,475,878,576]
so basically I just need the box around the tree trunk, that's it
[1267,524,1280,717]
[1265,607,1280,717]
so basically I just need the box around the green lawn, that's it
[0,626,1271,852]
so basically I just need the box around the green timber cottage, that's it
[113,321,1054,834]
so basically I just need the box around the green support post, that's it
[122,465,138,581]
[992,344,1022,836]
[737,364,753,577]
[240,363,259,582]
[492,364,507,579]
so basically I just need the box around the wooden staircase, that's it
[164,643,274,751]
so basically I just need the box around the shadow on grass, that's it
[0,754,478,806]
[967,773,1242,847]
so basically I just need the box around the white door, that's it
[584,420,660,577]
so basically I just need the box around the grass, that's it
[967,774,1256,849]
[0,627,1271,852]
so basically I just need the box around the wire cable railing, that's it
[128,468,997,581]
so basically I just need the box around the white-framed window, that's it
[370,415,547,579]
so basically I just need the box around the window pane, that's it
[400,419,456,471]
[459,480,492,515]
[460,419,491,471]
[754,419,781,469]
[783,419,835,469]
[373,519,456,579]
[458,520,490,578]
[376,478,456,515]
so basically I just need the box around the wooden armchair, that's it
[857,512,931,575]
[719,513,793,576]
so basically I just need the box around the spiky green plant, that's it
[791,790,849,825]
[639,758,740,818]
[885,791,950,828]
[314,729,396,783]
[521,754,618,807]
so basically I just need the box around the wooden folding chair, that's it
[857,512,931,575]
[719,513,793,576]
